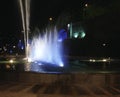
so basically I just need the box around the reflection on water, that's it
[0,57,120,73]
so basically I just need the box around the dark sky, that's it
[0,0,84,43]
[0,0,119,44]
[30,0,85,28]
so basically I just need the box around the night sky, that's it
[0,0,83,42]
[0,0,120,44]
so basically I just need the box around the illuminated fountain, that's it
[18,0,64,72]
[28,27,64,72]
[18,0,30,59]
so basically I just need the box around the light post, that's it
[83,3,88,20]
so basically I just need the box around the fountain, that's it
[18,0,30,59]
[0,1,119,88]
[27,27,64,72]
[18,0,64,72]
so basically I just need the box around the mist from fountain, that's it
[28,27,64,67]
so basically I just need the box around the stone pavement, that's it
[0,81,120,97]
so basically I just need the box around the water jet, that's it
[18,0,64,72]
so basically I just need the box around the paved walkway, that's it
[0,81,120,97]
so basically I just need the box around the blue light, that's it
[10,50,13,54]
[59,62,64,67]
[58,29,67,42]
[21,46,24,50]
[18,40,25,49]
[28,28,64,69]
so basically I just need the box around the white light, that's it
[74,32,79,38]
[89,59,95,62]
[58,39,62,42]
[13,46,16,48]
[103,43,106,46]
[92,59,95,62]
[102,59,107,62]
[89,59,93,62]
[34,61,38,63]
[28,58,32,62]
[67,24,70,28]
[49,17,52,21]
[59,63,64,67]
[81,32,86,38]
[38,63,42,65]
[85,4,88,7]
[9,59,14,63]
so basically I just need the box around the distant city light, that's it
[89,58,111,62]
[73,32,79,38]
[21,46,24,50]
[73,31,86,39]
[103,43,106,46]
[89,59,96,62]
[102,59,107,62]
[80,31,86,38]
[67,24,70,28]
[49,17,53,21]
[9,59,14,63]
[13,46,16,48]
[85,3,88,7]
[6,65,10,69]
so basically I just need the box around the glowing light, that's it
[89,59,93,62]
[59,62,64,67]
[85,4,88,7]
[67,24,70,28]
[73,32,79,38]
[13,46,16,48]
[21,46,24,50]
[80,31,86,38]
[6,65,10,69]
[28,58,32,62]
[89,58,111,62]
[92,59,95,62]
[89,59,96,62]
[49,17,53,21]
[28,27,64,71]
[73,30,86,39]
[38,63,42,65]
[103,43,106,46]
[102,59,107,62]
[9,59,14,63]
[58,29,67,42]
